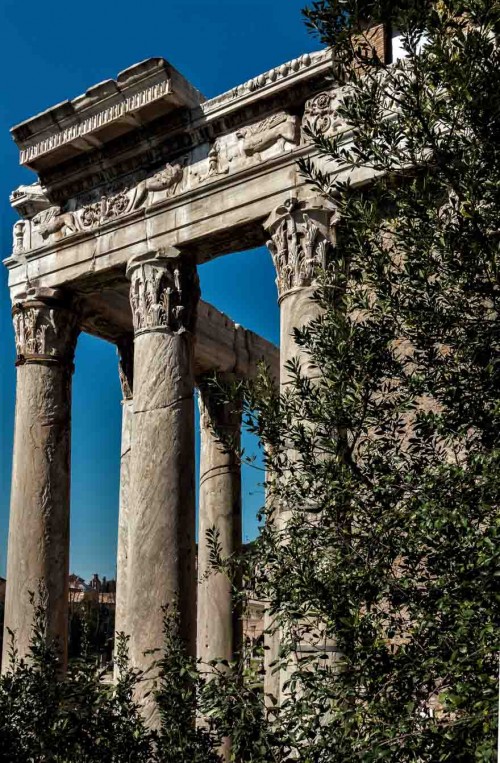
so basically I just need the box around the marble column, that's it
[125,250,199,712]
[2,292,78,672]
[263,196,337,702]
[114,336,134,668]
[262,455,281,707]
[265,196,337,387]
[197,377,242,665]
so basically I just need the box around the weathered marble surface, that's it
[128,331,196,722]
[197,380,242,666]
[114,397,133,644]
[2,25,374,712]
[4,44,343,292]
[265,196,337,384]
[125,253,198,724]
[114,340,134,664]
[264,197,338,704]
[2,298,78,672]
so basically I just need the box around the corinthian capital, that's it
[12,295,79,366]
[264,196,338,299]
[126,249,199,335]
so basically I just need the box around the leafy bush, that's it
[0,600,221,762]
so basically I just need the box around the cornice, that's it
[12,58,205,171]
[199,48,332,119]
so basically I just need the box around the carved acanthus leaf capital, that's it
[264,196,338,299]
[127,250,200,335]
[12,297,79,366]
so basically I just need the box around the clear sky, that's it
[0,0,319,581]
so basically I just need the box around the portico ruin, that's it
[2,29,389,705]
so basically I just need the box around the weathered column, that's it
[263,449,281,708]
[114,336,134,667]
[265,196,337,387]
[125,250,199,710]
[197,377,242,665]
[263,196,337,703]
[2,291,78,671]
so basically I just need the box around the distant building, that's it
[69,573,87,592]
[69,573,116,606]
[2,571,264,666]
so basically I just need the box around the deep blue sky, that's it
[0,0,319,581]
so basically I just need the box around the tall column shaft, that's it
[264,196,337,703]
[126,251,199,711]
[197,379,242,665]
[2,295,78,671]
[114,337,134,658]
[279,286,321,386]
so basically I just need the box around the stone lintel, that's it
[10,47,331,186]
[195,300,279,383]
[6,271,278,382]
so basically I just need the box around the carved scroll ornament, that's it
[301,90,348,142]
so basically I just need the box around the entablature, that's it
[5,42,382,303]
[9,47,337,215]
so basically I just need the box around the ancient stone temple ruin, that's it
[2,29,389,706]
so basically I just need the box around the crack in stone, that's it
[132,393,194,415]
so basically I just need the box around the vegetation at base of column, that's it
[0,599,224,762]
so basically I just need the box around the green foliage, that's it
[0,598,154,762]
[0,600,219,762]
[201,647,281,763]
[205,1,500,759]
[154,605,221,763]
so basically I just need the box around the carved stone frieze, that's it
[24,108,304,250]
[189,140,229,186]
[12,298,79,365]
[32,69,330,208]
[32,174,148,244]
[264,197,338,299]
[127,250,199,335]
[206,141,227,178]
[301,89,348,142]
[237,111,299,160]
[144,162,184,195]
[10,69,340,257]
[31,162,189,246]
[34,206,78,239]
